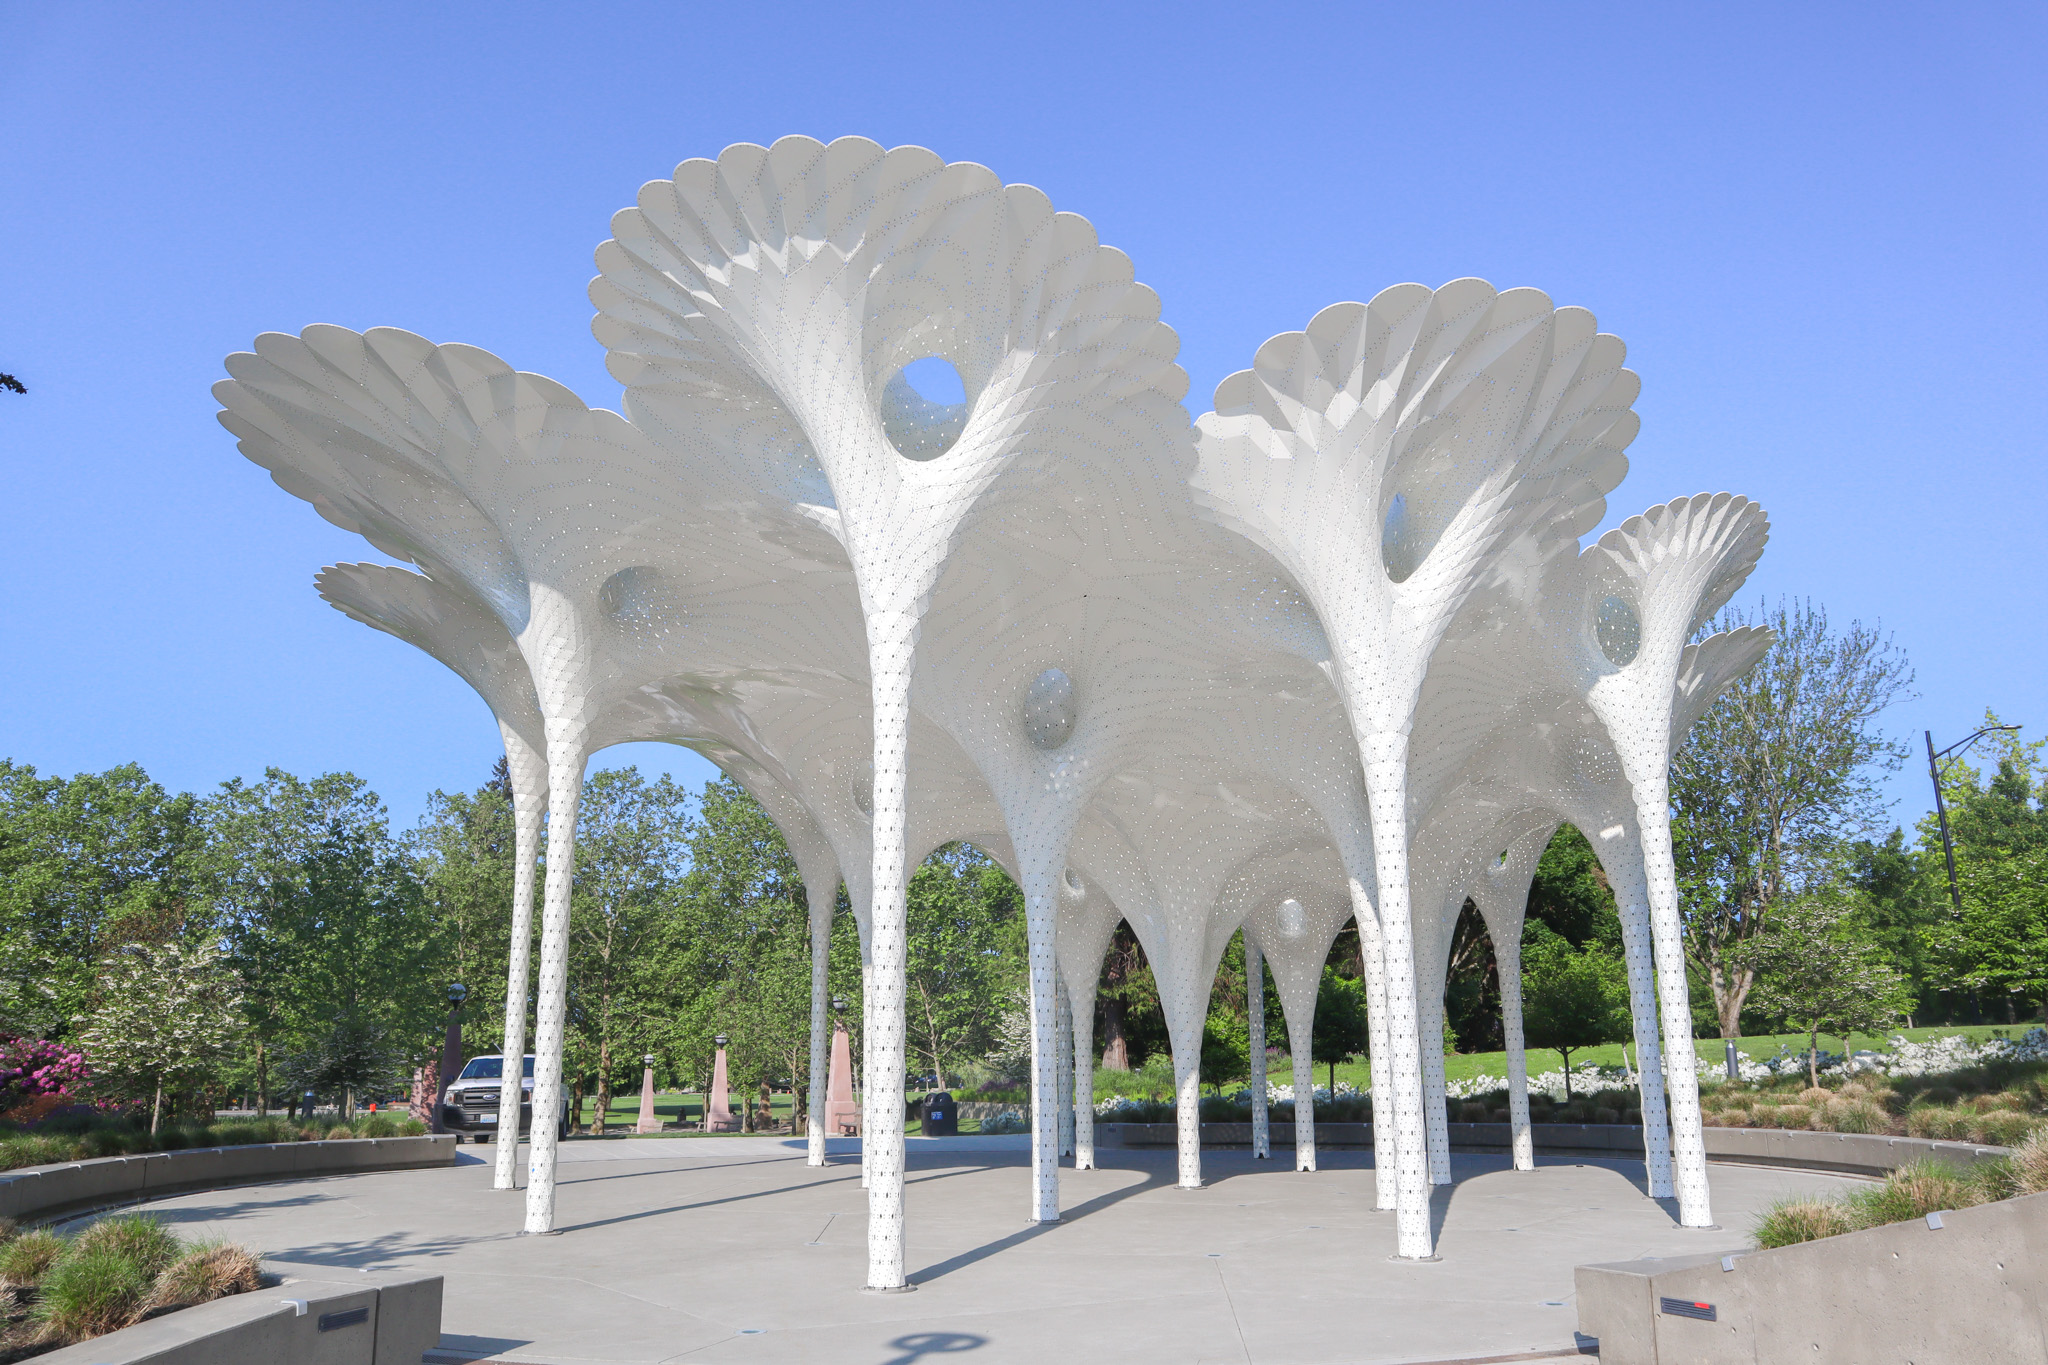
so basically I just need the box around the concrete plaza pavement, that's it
[110,1135,1866,1365]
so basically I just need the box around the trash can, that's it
[920,1091,958,1137]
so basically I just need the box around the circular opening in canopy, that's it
[880,357,969,461]
[1064,869,1085,895]
[1277,898,1307,939]
[1023,667,1077,751]
[1595,595,1641,667]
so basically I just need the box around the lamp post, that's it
[1925,725,2022,915]
[433,982,467,1135]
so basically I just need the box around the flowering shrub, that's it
[0,1036,91,1112]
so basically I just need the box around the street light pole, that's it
[1925,724,2022,916]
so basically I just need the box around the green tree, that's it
[1917,718,2048,1023]
[1308,966,1369,1092]
[1520,929,1629,1096]
[903,844,1014,1089]
[1670,599,1915,1037]
[203,769,399,1113]
[1846,827,1938,1019]
[569,768,692,1132]
[1524,825,1621,948]
[410,763,524,1062]
[0,762,205,1037]
[659,777,815,1131]
[1742,890,1914,1085]
[1095,920,1163,1070]
[79,941,243,1132]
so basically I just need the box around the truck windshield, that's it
[457,1057,537,1081]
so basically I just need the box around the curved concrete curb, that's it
[33,1260,441,1365]
[0,1134,459,1225]
[1700,1125,2010,1174]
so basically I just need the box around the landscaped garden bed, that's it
[1752,1127,2048,1248]
[0,1114,428,1174]
[0,1214,261,1361]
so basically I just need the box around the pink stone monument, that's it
[706,1037,740,1132]
[824,1024,860,1136]
[634,1054,660,1134]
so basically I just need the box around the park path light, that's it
[1192,284,1639,1256]
[1926,723,2022,916]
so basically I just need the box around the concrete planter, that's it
[0,1135,459,1225]
[1577,1190,2048,1364]
[33,1260,441,1365]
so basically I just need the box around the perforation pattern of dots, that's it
[219,137,1773,1278]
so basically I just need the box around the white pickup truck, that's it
[439,1054,571,1143]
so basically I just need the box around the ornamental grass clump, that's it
[145,1242,262,1312]
[0,1214,262,1354]
[32,1245,152,1342]
[1753,1199,1855,1249]
[0,1231,64,1288]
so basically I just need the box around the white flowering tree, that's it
[80,941,244,1133]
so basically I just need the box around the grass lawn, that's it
[571,1091,995,1137]
[1086,1024,2026,1100]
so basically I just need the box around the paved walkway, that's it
[112,1136,1865,1365]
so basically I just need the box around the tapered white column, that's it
[1357,893,1399,1210]
[1290,1032,1317,1172]
[1055,972,1075,1159]
[494,726,544,1193]
[522,720,587,1234]
[1246,938,1270,1160]
[1167,1008,1205,1189]
[1419,961,1451,1186]
[1070,974,1098,1170]
[806,880,832,1168]
[1020,861,1063,1222]
[1361,731,1434,1258]
[1605,840,1674,1197]
[860,958,873,1190]
[1495,931,1534,1171]
[864,610,915,1288]
[1635,775,1712,1226]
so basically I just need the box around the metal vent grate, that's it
[1660,1297,1716,1322]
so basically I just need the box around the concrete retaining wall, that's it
[1095,1121,1652,1158]
[1091,1122,2009,1175]
[34,1261,442,1365]
[1577,1190,2048,1364]
[1700,1125,2009,1174]
[0,1135,458,1225]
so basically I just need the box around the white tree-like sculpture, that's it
[221,140,1776,1284]
[591,138,1188,1283]
[1192,285,1637,1256]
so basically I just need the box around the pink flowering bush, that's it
[0,1036,92,1111]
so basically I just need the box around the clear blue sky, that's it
[3,3,2042,833]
